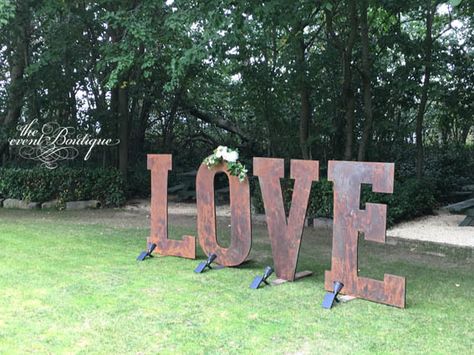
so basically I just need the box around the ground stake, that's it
[250,266,274,289]
[194,253,223,273]
[322,281,344,309]
[136,243,157,261]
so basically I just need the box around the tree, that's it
[357,0,374,161]
[0,0,31,159]
[415,2,435,179]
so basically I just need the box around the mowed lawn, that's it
[0,209,472,354]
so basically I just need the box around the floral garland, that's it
[203,146,248,182]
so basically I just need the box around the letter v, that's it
[253,158,319,281]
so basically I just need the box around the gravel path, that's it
[387,210,474,248]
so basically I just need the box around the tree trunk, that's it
[324,9,344,159]
[134,98,151,159]
[263,34,278,157]
[108,22,121,169]
[163,92,181,152]
[118,85,129,181]
[296,26,311,160]
[342,0,358,160]
[415,4,434,179]
[181,104,249,141]
[1,0,30,127]
[107,87,119,167]
[357,0,373,161]
[460,125,472,145]
[0,0,31,165]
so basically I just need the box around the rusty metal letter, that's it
[254,158,319,281]
[325,161,406,308]
[147,154,196,258]
[196,163,251,267]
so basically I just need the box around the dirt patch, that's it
[124,199,267,223]
[125,199,231,216]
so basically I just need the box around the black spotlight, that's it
[136,243,157,261]
[322,281,344,309]
[250,266,274,289]
[194,253,223,273]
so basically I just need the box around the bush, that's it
[252,177,438,226]
[392,144,474,200]
[251,178,333,218]
[362,177,438,226]
[0,168,126,207]
[423,145,474,199]
[127,165,151,198]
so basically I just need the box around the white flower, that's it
[203,146,246,182]
[223,150,239,162]
[215,146,227,158]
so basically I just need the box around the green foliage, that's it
[0,168,126,207]
[308,180,335,218]
[0,0,472,224]
[0,0,14,28]
[252,179,334,218]
[127,165,151,198]
[392,144,474,198]
[252,177,438,226]
[362,178,439,226]
[424,145,474,196]
[449,0,463,7]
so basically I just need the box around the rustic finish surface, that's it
[196,163,251,267]
[148,154,196,258]
[254,158,319,281]
[325,161,406,308]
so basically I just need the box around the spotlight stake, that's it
[136,243,157,261]
[250,266,274,289]
[194,253,224,273]
[322,281,344,309]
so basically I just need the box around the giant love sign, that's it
[147,154,406,308]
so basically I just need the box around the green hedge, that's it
[424,145,474,198]
[0,168,126,207]
[251,178,333,218]
[252,177,438,227]
[362,178,438,226]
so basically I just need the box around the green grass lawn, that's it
[0,210,472,354]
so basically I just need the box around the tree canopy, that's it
[0,0,473,185]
